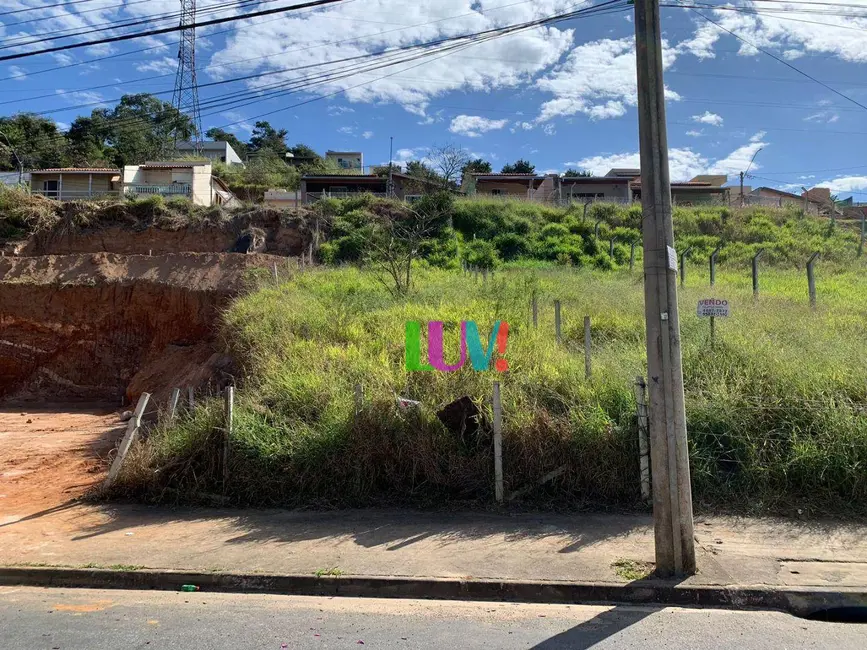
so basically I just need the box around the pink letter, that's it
[428,321,467,372]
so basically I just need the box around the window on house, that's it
[490,189,503,196]
[573,192,604,200]
[42,180,58,198]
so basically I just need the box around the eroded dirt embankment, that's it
[0,252,279,402]
[18,217,308,257]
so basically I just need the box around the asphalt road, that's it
[1,587,865,649]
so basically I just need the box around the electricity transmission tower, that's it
[171,0,203,151]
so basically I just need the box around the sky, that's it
[2,0,867,198]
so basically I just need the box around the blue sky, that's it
[2,0,867,197]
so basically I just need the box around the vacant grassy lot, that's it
[115,262,867,516]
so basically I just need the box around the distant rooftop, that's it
[605,168,640,178]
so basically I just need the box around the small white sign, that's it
[697,299,731,318]
[667,245,678,271]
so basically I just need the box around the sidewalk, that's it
[1,501,866,599]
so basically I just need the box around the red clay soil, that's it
[0,406,124,519]
[0,252,282,402]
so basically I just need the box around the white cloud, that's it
[685,5,867,63]
[55,121,69,132]
[814,176,867,192]
[8,66,27,81]
[804,111,839,124]
[692,111,723,126]
[449,114,509,137]
[55,89,105,106]
[135,56,177,74]
[338,125,355,135]
[219,111,253,133]
[542,123,556,136]
[327,105,355,116]
[572,133,769,181]
[749,131,767,142]
[208,1,577,116]
[535,36,680,122]
[798,175,816,180]
[677,21,720,60]
[362,130,374,139]
[685,129,704,137]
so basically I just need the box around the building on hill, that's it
[325,150,363,170]
[123,162,238,207]
[175,140,244,166]
[30,168,121,200]
[300,172,442,203]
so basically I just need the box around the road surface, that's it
[1,587,864,649]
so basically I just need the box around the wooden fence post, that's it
[554,300,562,344]
[167,387,180,423]
[223,386,234,485]
[104,392,150,489]
[584,316,592,379]
[634,377,651,503]
[752,248,765,301]
[807,251,820,309]
[492,381,504,504]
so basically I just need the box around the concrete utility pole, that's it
[633,0,696,576]
[738,147,763,208]
[387,136,394,198]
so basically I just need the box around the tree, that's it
[248,121,288,154]
[564,168,592,177]
[205,127,248,159]
[287,143,321,162]
[0,114,68,170]
[462,158,492,176]
[67,94,194,167]
[429,143,470,188]
[501,159,535,174]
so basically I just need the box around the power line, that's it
[0,0,352,62]
[0,0,105,17]
[2,0,153,29]
[686,9,867,114]
[28,0,627,118]
[0,0,262,50]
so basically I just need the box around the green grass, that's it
[114,263,867,516]
[314,567,345,577]
[611,559,654,581]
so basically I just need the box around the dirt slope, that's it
[0,252,283,402]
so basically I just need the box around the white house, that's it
[325,150,363,170]
[175,140,244,166]
[123,161,237,207]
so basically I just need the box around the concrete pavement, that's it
[2,586,865,649]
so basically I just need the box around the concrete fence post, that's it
[594,219,602,240]
[679,246,692,288]
[272,263,279,284]
[609,237,615,259]
[709,245,721,287]
[482,268,488,284]
[167,387,181,423]
[223,386,234,485]
[104,392,151,489]
[860,214,865,258]
[634,377,651,503]
[807,251,820,309]
[752,248,765,301]
[187,386,195,410]
[492,381,504,504]
[583,316,592,380]
[630,239,640,271]
[554,300,562,344]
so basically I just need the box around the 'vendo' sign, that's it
[697,299,731,318]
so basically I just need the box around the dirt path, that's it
[0,406,124,521]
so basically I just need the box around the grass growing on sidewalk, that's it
[114,265,867,515]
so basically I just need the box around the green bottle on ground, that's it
[181,584,199,592]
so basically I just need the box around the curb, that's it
[1,567,865,618]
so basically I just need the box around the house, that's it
[264,188,300,209]
[300,172,441,203]
[632,179,729,205]
[325,150,363,170]
[561,176,631,203]
[123,161,237,207]
[30,168,121,200]
[175,140,244,166]
[605,168,641,178]
[463,173,547,198]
